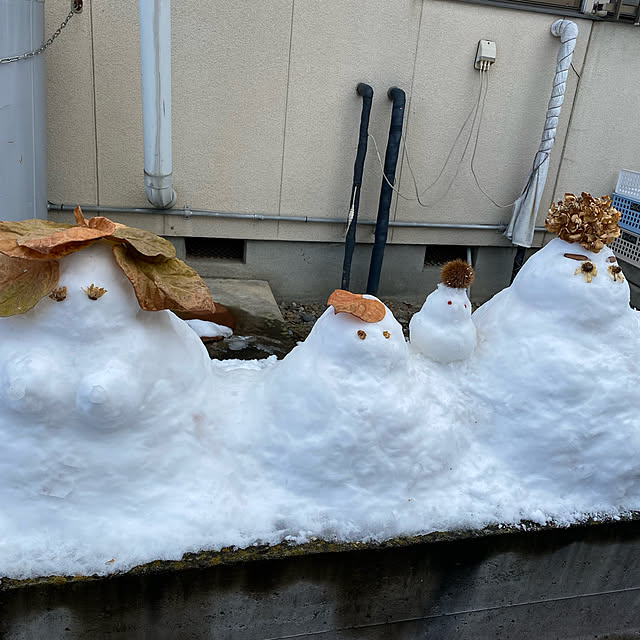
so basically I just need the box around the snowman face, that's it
[305,298,408,369]
[421,284,472,324]
[512,237,628,324]
[20,241,140,338]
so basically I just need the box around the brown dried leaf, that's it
[0,219,73,260]
[109,225,176,259]
[112,245,216,314]
[18,224,114,257]
[74,206,88,227]
[327,289,386,323]
[87,216,117,234]
[0,253,59,316]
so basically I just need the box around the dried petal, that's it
[575,261,597,283]
[82,284,107,300]
[327,289,386,323]
[112,245,216,314]
[49,286,67,302]
[0,253,59,316]
[608,264,625,283]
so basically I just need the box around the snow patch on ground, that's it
[1,238,639,579]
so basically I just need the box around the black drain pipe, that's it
[510,246,526,283]
[342,83,374,291]
[366,86,405,296]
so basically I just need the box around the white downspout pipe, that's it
[0,0,46,221]
[138,0,176,209]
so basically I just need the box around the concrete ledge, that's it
[203,278,284,338]
[3,515,640,638]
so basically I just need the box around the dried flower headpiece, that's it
[545,192,620,253]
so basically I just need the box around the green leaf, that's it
[0,253,59,316]
[112,245,215,314]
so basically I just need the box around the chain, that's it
[0,4,80,65]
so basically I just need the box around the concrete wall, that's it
[44,0,626,250]
[3,520,640,639]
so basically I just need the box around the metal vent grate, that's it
[424,245,468,267]
[186,237,245,261]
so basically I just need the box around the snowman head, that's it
[422,284,472,324]
[304,290,408,369]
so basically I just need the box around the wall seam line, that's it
[276,0,296,239]
[389,0,425,245]
[89,0,100,205]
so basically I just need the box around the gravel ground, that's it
[205,298,418,361]
[278,299,416,344]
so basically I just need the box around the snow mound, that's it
[1,237,640,579]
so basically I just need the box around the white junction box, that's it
[475,40,497,69]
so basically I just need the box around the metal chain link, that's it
[0,6,77,65]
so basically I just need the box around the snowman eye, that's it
[357,330,366,340]
[383,331,390,339]
[447,301,452,305]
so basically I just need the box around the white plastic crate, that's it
[611,228,640,268]
[615,169,640,201]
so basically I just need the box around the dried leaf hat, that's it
[327,289,386,323]
[545,192,621,253]
[440,260,474,289]
[0,206,231,327]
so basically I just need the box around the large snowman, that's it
[259,290,470,518]
[0,217,248,575]
[468,193,640,512]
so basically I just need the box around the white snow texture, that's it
[1,237,639,579]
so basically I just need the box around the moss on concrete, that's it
[2,511,639,592]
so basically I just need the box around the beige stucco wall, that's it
[553,21,640,203]
[45,0,631,248]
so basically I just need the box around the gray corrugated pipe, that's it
[138,0,177,209]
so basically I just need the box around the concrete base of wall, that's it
[176,239,524,306]
[3,519,640,639]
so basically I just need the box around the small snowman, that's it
[409,259,476,363]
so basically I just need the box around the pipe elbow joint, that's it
[145,186,177,209]
[144,172,177,209]
[356,83,374,99]
[387,86,406,103]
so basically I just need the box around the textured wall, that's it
[554,21,640,202]
[44,0,632,247]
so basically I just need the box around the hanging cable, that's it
[366,71,485,206]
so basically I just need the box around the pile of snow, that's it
[1,238,639,579]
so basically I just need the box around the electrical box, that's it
[475,40,496,69]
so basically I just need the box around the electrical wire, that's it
[367,70,485,206]
[368,61,543,211]
[469,70,523,209]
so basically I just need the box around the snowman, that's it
[468,193,640,511]
[409,259,476,363]
[0,214,240,562]
[259,289,468,515]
